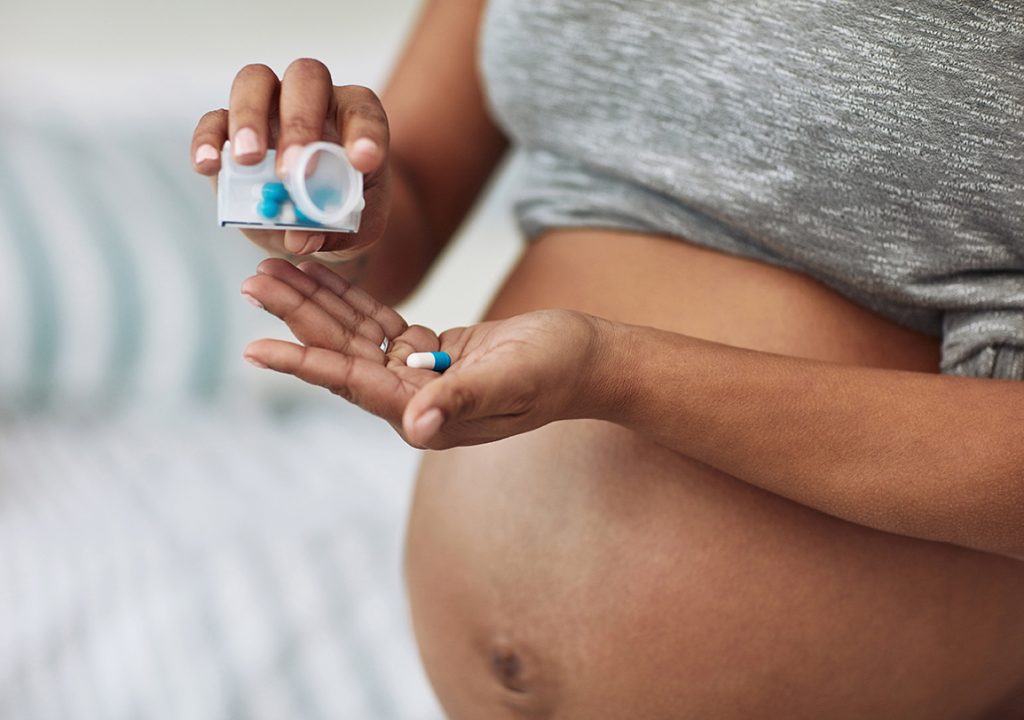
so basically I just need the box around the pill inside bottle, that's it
[285,142,363,227]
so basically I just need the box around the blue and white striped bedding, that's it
[0,407,441,720]
[0,111,443,718]
[0,111,283,412]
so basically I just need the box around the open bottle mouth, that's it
[286,142,364,226]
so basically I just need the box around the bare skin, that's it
[405,230,1024,719]
[195,2,1024,716]
[237,233,1024,718]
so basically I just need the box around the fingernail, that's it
[194,143,218,166]
[350,137,379,156]
[241,292,264,309]
[299,234,325,255]
[414,408,444,439]
[233,127,259,158]
[244,355,268,369]
[280,145,301,177]
[348,138,379,167]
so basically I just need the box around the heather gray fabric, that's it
[479,0,1024,379]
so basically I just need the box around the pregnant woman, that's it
[192,1,1024,717]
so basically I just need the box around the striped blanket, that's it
[0,112,442,719]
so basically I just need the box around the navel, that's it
[487,637,560,718]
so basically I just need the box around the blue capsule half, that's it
[257,198,281,219]
[261,182,290,203]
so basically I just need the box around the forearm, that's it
[597,321,1024,557]
[338,0,506,305]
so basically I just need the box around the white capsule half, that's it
[406,351,451,372]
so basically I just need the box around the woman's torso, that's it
[404,4,1024,717]
[480,0,1024,377]
[406,230,1024,719]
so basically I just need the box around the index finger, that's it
[191,108,227,175]
[244,339,409,422]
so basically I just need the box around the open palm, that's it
[241,259,602,448]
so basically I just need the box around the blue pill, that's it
[261,182,290,203]
[406,351,451,372]
[257,198,281,219]
[310,186,342,209]
[293,206,321,227]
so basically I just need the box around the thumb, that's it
[402,365,518,448]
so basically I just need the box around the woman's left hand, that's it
[241,259,613,448]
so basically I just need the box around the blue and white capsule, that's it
[406,351,451,373]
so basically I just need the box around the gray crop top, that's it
[479,0,1024,379]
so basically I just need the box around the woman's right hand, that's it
[190,59,392,259]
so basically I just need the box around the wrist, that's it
[579,315,642,426]
[584,319,706,436]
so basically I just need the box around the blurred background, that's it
[0,1,521,717]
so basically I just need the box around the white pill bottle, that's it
[217,141,365,233]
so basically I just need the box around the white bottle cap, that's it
[285,142,365,226]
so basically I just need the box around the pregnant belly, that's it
[404,230,1024,719]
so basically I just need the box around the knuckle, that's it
[237,63,276,82]
[199,108,227,126]
[357,317,382,340]
[297,345,345,400]
[365,295,386,318]
[278,292,311,325]
[340,84,380,104]
[332,275,353,295]
[333,280,353,303]
[315,288,355,321]
[330,357,357,401]
[232,99,267,116]
[345,101,387,127]
[438,328,463,345]
[330,384,354,402]
[335,327,356,353]
[287,57,331,80]
[296,344,316,375]
[449,385,476,417]
[279,117,320,139]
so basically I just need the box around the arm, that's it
[596,323,1024,558]
[236,263,1024,558]
[352,0,509,303]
